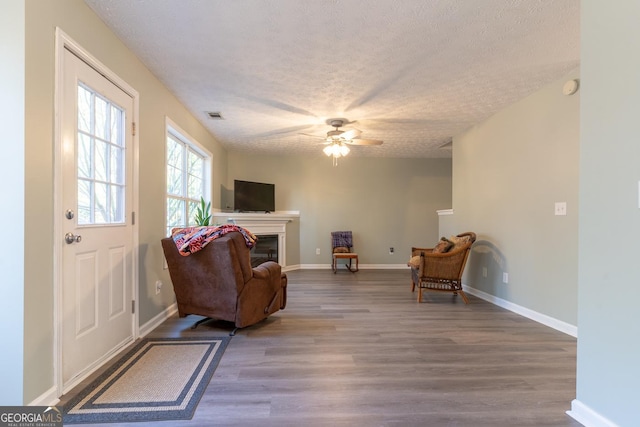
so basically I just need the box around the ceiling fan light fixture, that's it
[305,118,382,165]
[323,144,334,156]
[323,141,350,166]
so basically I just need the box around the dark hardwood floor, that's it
[61,269,581,426]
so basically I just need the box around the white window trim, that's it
[165,117,212,235]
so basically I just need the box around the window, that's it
[77,82,126,225]
[165,119,211,236]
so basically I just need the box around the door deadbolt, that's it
[65,209,75,220]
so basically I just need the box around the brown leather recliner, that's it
[161,231,287,333]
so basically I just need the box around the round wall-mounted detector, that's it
[562,79,579,96]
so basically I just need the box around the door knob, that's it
[65,232,82,244]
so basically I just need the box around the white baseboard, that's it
[28,386,59,407]
[297,264,408,270]
[567,399,619,427]
[361,264,408,269]
[139,303,178,337]
[463,284,578,337]
[298,264,331,269]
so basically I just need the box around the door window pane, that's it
[77,82,126,225]
[110,185,124,222]
[77,85,92,133]
[78,133,92,179]
[110,105,122,145]
[78,179,92,224]
[94,182,108,224]
[110,146,124,184]
[95,139,108,182]
[95,96,108,140]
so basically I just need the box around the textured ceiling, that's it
[85,0,580,158]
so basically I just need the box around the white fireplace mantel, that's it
[212,211,299,267]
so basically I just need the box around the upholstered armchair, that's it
[161,231,287,334]
[409,232,476,303]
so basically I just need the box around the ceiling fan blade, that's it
[241,94,317,118]
[345,138,383,146]
[340,128,362,140]
[439,139,453,150]
[253,124,315,138]
[299,132,327,140]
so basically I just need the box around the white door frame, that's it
[53,28,140,397]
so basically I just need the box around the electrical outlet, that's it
[155,280,163,295]
[482,267,488,278]
[502,272,509,284]
[316,248,320,255]
[554,202,567,216]
[389,247,394,254]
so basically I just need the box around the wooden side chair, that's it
[331,231,359,273]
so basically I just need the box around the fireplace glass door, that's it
[250,234,278,267]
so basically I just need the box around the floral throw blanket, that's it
[171,224,257,256]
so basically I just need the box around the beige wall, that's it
[24,0,227,403]
[450,68,580,326]
[227,154,452,266]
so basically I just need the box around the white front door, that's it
[60,48,135,390]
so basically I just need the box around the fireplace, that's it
[213,212,297,268]
[250,234,278,267]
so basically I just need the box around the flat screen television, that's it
[233,180,275,212]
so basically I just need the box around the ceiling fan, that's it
[301,118,383,166]
[302,119,382,166]
[301,118,384,146]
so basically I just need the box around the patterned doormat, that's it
[62,336,231,424]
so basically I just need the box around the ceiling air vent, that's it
[205,111,224,120]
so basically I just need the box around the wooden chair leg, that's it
[459,290,469,304]
[351,256,359,272]
[417,287,423,303]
